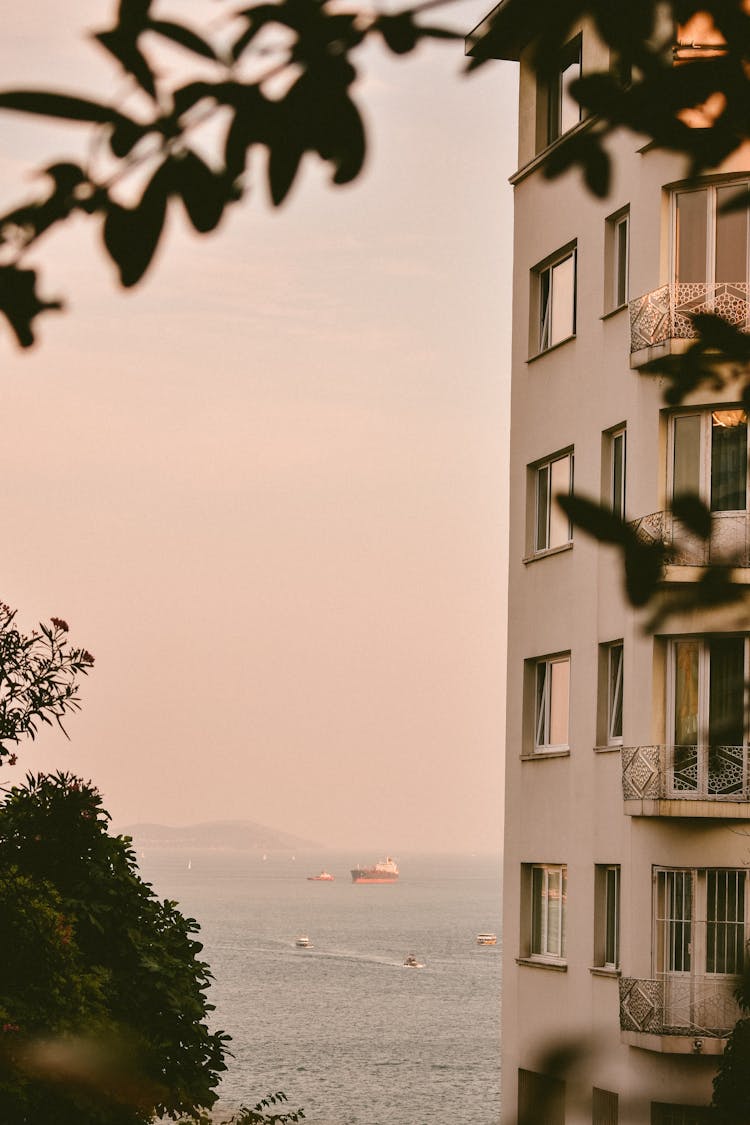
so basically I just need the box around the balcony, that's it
[629,282,750,368]
[621,744,750,817]
[631,509,750,570]
[620,975,741,1051]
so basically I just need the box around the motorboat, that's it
[476,933,497,946]
[404,954,425,968]
[295,935,312,948]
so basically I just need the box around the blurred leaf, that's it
[671,493,712,538]
[148,19,219,61]
[94,29,156,98]
[623,538,665,607]
[0,265,62,348]
[375,13,419,54]
[103,165,169,286]
[173,152,228,233]
[557,493,630,545]
[0,89,132,126]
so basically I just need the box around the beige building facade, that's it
[469,7,750,1124]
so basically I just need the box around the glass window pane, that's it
[536,464,550,550]
[532,867,544,953]
[709,637,745,746]
[676,190,708,283]
[674,640,699,746]
[716,186,749,283]
[616,216,629,306]
[711,409,747,511]
[673,414,701,500]
[559,56,581,135]
[707,870,744,974]
[546,869,561,955]
[540,267,551,350]
[612,432,625,518]
[609,644,623,741]
[549,455,571,547]
[536,662,548,746]
[550,255,575,345]
[605,867,619,966]
[549,659,570,746]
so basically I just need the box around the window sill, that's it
[593,743,622,754]
[527,334,576,364]
[590,966,621,979]
[601,303,628,321]
[516,956,568,972]
[523,542,573,565]
[509,117,594,187]
[520,749,571,761]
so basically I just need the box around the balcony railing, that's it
[620,974,741,1038]
[622,744,750,803]
[631,509,750,567]
[629,281,750,356]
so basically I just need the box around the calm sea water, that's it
[138,850,502,1125]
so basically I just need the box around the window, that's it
[529,864,567,959]
[535,247,577,353]
[593,1088,619,1125]
[651,1105,710,1125]
[655,867,747,976]
[607,426,626,519]
[669,635,747,797]
[546,36,582,145]
[594,864,620,969]
[518,1069,565,1125]
[533,451,573,553]
[674,180,750,288]
[597,640,623,747]
[534,655,570,750]
[605,208,630,311]
[670,408,749,513]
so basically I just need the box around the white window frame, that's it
[536,247,577,354]
[534,654,571,751]
[605,208,630,312]
[609,426,626,520]
[668,407,749,514]
[594,863,621,970]
[672,179,750,288]
[607,642,624,745]
[530,863,567,961]
[533,451,574,554]
[653,867,748,980]
[547,35,582,145]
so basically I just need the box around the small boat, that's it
[307,870,335,881]
[476,933,497,946]
[404,954,425,968]
[295,935,312,948]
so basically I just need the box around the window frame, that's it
[529,863,568,962]
[668,407,750,515]
[532,245,577,356]
[653,867,748,980]
[605,207,630,313]
[609,426,626,521]
[594,863,621,970]
[547,35,582,146]
[607,642,624,745]
[534,654,571,752]
[672,179,750,288]
[532,450,574,555]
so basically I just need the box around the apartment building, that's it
[468,8,750,1124]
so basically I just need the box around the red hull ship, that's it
[350,856,399,884]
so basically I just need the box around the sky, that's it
[0,0,517,853]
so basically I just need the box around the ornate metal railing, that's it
[631,509,750,567]
[622,744,750,802]
[620,975,741,1038]
[630,281,750,355]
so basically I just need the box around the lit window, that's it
[547,36,582,145]
[605,208,629,311]
[671,408,748,513]
[674,181,750,287]
[533,451,573,553]
[594,864,621,969]
[535,655,570,750]
[530,864,567,959]
[536,249,576,352]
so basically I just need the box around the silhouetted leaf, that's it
[376,13,419,54]
[0,90,131,126]
[623,538,665,607]
[671,493,712,539]
[103,166,169,286]
[148,19,219,61]
[94,29,156,98]
[0,265,62,348]
[268,135,304,206]
[173,152,227,233]
[557,494,630,545]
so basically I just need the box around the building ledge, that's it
[624,797,750,819]
[520,749,570,762]
[621,1030,726,1055]
[522,542,573,565]
[509,118,594,187]
[516,956,567,972]
[590,966,621,979]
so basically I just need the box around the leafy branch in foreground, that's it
[0,604,93,768]
[0,0,460,347]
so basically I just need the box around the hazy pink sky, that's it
[0,0,516,852]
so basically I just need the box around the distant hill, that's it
[119,819,318,852]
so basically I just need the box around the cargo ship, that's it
[350,856,399,884]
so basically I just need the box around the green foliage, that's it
[0,771,228,1124]
[0,0,460,347]
[0,603,93,768]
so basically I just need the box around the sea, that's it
[138,850,502,1125]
